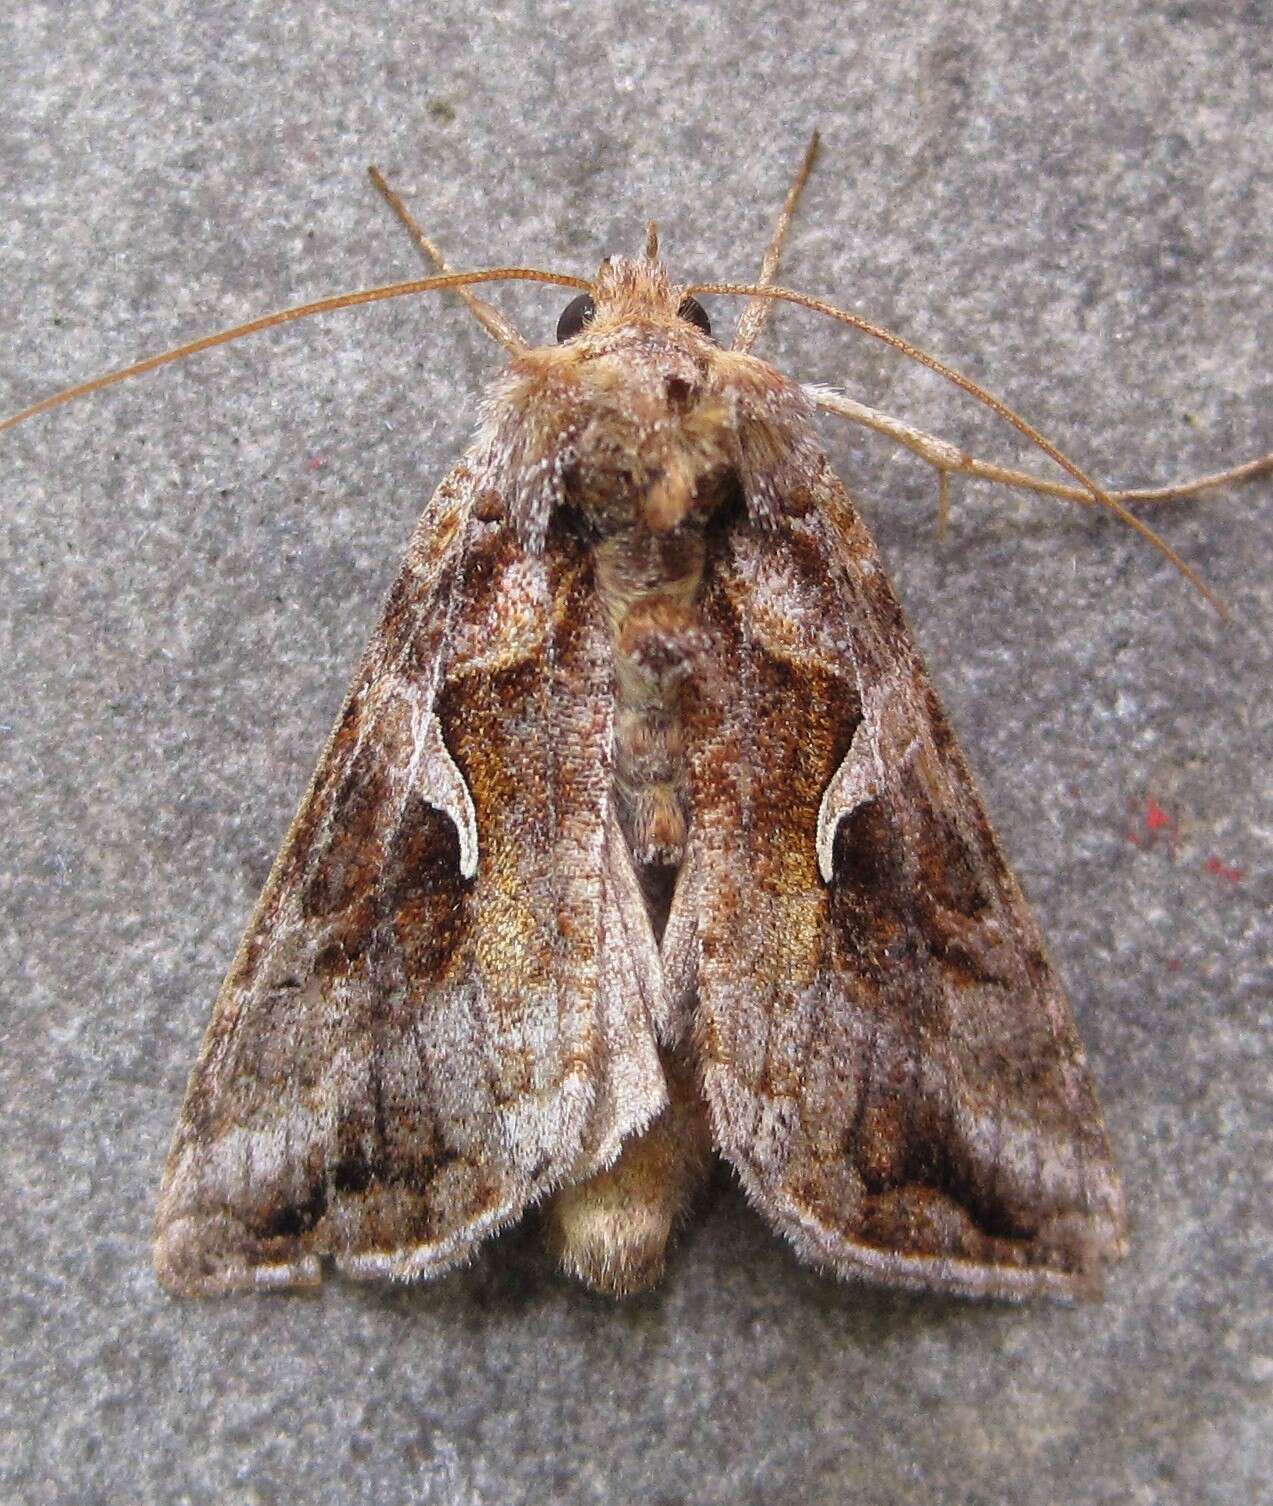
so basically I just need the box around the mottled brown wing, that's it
[156,459,667,1293]
[664,468,1127,1300]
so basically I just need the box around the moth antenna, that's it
[695,279,1227,615]
[645,221,660,261]
[367,166,527,352]
[0,266,589,435]
[732,129,821,356]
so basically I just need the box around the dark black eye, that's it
[556,293,596,342]
[677,296,711,336]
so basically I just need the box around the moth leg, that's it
[545,1047,712,1297]
[811,387,1273,514]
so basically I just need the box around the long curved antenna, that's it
[1,266,588,435]
[733,131,820,355]
[693,278,1226,613]
[367,166,527,352]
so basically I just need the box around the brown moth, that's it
[8,141,1268,1303]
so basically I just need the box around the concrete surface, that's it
[2,3,1269,1503]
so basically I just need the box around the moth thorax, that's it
[570,448,733,538]
[565,354,734,538]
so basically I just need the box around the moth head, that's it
[482,254,819,544]
[555,257,712,346]
[552,256,714,348]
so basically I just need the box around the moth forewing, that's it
[662,419,1126,1301]
[153,454,671,1294]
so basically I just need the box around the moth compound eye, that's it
[677,297,712,337]
[556,293,597,342]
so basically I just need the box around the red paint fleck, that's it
[306,455,326,471]
[1165,957,1183,974]
[1144,796,1172,833]
[1126,792,1179,853]
[1203,855,1244,885]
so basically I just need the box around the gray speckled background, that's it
[2,3,1270,1503]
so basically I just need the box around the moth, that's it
[9,139,1268,1303]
